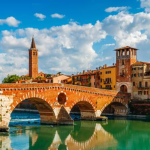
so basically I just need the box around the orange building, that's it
[72,70,98,87]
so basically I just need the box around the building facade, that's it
[99,65,116,90]
[132,62,150,100]
[72,70,97,87]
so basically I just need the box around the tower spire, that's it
[29,36,38,78]
[30,36,36,49]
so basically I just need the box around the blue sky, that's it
[0,0,150,81]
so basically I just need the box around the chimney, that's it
[83,70,85,74]
[99,66,102,70]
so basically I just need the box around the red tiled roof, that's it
[132,61,150,66]
[101,65,116,69]
[115,46,138,51]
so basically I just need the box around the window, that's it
[139,81,142,88]
[106,85,111,89]
[138,91,142,95]
[144,91,148,95]
[138,67,143,70]
[133,82,135,86]
[105,71,111,74]
[105,78,111,83]
[122,50,125,56]
[138,73,140,77]
[122,60,125,65]
[145,82,148,88]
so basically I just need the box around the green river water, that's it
[1,119,150,150]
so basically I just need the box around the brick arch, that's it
[100,98,128,113]
[69,95,96,112]
[69,97,96,120]
[10,92,57,125]
[118,83,129,93]
[10,90,53,112]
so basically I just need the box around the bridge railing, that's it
[0,83,130,99]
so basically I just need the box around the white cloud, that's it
[51,13,65,19]
[105,7,130,13]
[140,0,150,12]
[0,21,106,82]
[1,7,150,82]
[103,43,115,47]
[96,57,111,62]
[102,11,149,47]
[34,13,46,21]
[0,17,20,27]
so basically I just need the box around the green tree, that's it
[35,76,45,79]
[2,74,21,83]
[46,74,52,78]
[87,75,91,87]
[57,72,61,75]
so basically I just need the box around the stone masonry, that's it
[0,83,130,131]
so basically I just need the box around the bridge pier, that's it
[80,111,96,120]
[56,106,74,125]
[0,95,13,132]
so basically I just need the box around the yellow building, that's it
[99,65,116,90]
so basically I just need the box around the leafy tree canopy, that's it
[35,76,45,79]
[2,74,21,83]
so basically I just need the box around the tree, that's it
[2,74,21,83]
[57,72,61,75]
[35,76,45,79]
[46,74,52,78]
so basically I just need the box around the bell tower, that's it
[29,37,38,78]
[115,46,137,93]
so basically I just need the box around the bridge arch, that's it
[101,100,128,116]
[69,100,96,120]
[11,97,57,125]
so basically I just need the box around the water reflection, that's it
[1,120,150,150]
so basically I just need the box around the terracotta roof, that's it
[132,61,150,66]
[21,74,29,77]
[38,72,45,74]
[115,46,138,51]
[101,65,116,69]
[73,70,98,77]
[30,37,36,49]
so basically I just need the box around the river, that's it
[0,112,150,150]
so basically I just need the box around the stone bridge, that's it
[0,83,130,131]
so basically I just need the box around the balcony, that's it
[104,81,112,84]
[138,86,150,89]
[144,73,150,79]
